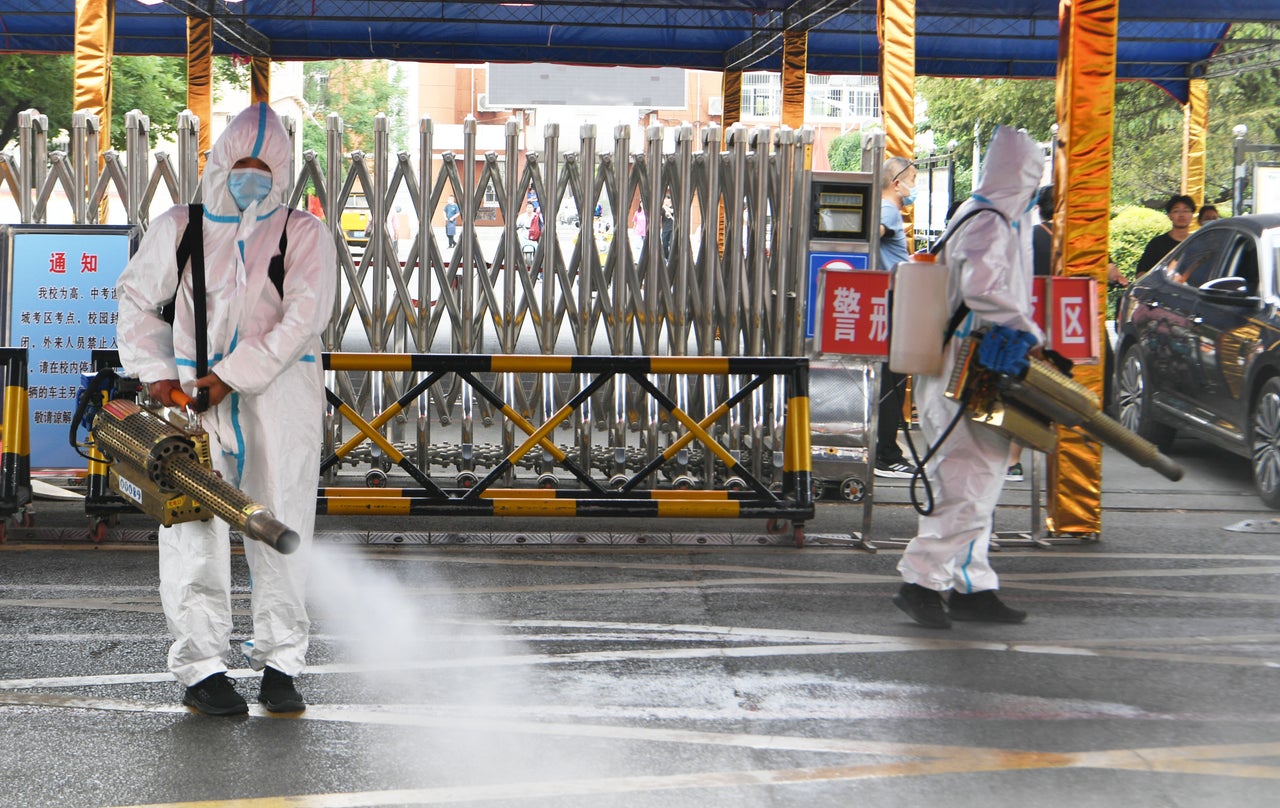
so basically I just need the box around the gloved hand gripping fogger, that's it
[72,371,300,553]
[944,326,1184,482]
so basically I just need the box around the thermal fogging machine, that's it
[73,372,300,553]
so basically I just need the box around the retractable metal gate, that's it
[9,108,825,490]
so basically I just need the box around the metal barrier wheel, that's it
[365,469,389,488]
[536,473,559,490]
[766,518,806,548]
[88,514,117,543]
[456,471,479,489]
[839,476,866,502]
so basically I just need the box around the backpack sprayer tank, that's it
[89,396,300,554]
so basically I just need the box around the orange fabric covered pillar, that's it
[187,15,213,174]
[1182,77,1209,211]
[1048,0,1117,535]
[721,69,742,140]
[252,56,272,105]
[878,0,916,232]
[74,0,114,159]
[782,30,809,167]
[877,0,916,163]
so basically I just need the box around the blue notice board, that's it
[806,250,870,338]
[1,225,139,470]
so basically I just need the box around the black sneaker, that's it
[258,666,306,713]
[892,583,951,629]
[874,460,915,479]
[948,590,1027,624]
[182,672,248,716]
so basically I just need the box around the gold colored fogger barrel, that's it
[90,398,301,553]
[947,336,1184,482]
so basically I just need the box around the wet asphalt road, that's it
[3,438,1280,807]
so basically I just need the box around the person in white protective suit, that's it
[892,126,1045,629]
[116,103,336,713]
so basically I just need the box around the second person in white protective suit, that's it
[892,126,1045,629]
[116,103,337,714]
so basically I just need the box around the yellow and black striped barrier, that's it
[319,353,814,537]
[0,348,32,540]
[85,351,814,542]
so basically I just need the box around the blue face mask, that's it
[227,167,273,211]
[901,185,918,206]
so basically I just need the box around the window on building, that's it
[738,73,880,123]
[742,73,781,120]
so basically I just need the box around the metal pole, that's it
[1233,124,1249,216]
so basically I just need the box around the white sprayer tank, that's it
[889,252,950,376]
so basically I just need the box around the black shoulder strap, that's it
[161,203,203,325]
[267,209,292,299]
[929,205,1008,256]
[930,205,1012,341]
[188,208,210,412]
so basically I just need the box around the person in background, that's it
[1198,204,1220,225]
[892,126,1043,629]
[875,155,918,479]
[1135,194,1195,276]
[1031,185,1055,279]
[632,204,647,250]
[444,195,461,248]
[660,196,675,259]
[115,103,337,715]
[1004,185,1059,483]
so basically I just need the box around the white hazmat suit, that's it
[897,126,1045,595]
[116,103,337,686]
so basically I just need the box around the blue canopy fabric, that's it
[0,1,1268,103]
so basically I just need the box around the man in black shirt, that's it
[1032,185,1054,277]
[1136,194,1195,276]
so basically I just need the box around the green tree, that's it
[826,131,863,171]
[299,60,407,177]
[0,53,187,151]
[1205,23,1280,211]
[916,24,1280,211]
[917,76,1056,198]
[1109,81,1184,208]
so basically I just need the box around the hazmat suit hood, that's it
[203,103,291,221]
[931,124,1045,348]
[971,125,1044,224]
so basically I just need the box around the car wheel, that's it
[1249,377,1280,509]
[1115,344,1176,452]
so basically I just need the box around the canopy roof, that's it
[0,1,1273,102]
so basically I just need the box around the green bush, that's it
[827,132,863,172]
[1109,206,1168,282]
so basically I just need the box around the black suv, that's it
[1114,214,1280,507]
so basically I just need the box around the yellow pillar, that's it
[878,0,916,236]
[1182,77,1209,211]
[73,0,114,157]
[718,69,743,249]
[187,15,213,174]
[1047,0,1118,536]
[878,0,916,163]
[782,30,809,168]
[251,56,272,105]
[721,69,742,142]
